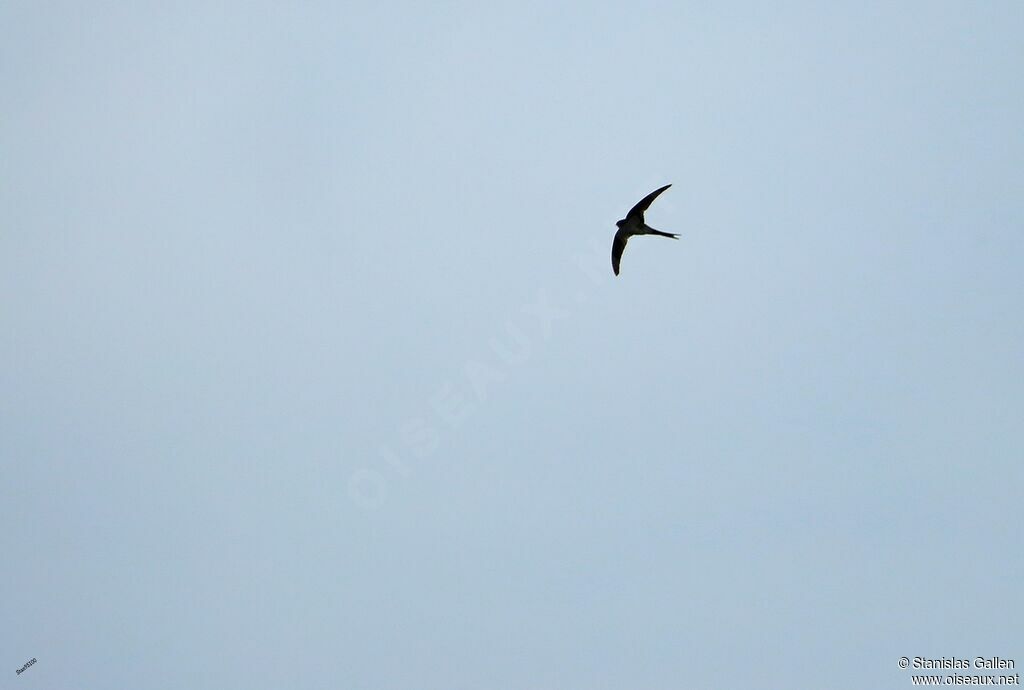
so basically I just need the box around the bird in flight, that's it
[612,184,678,276]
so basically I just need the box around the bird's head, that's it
[615,218,626,228]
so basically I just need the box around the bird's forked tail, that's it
[649,228,679,239]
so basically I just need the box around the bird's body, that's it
[612,184,678,276]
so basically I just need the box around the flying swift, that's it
[612,184,678,276]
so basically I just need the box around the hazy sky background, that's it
[2,2,1022,689]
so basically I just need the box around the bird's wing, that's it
[611,227,630,276]
[625,184,672,223]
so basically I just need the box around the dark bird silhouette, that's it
[612,184,678,276]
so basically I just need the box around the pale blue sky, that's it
[2,2,1022,689]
